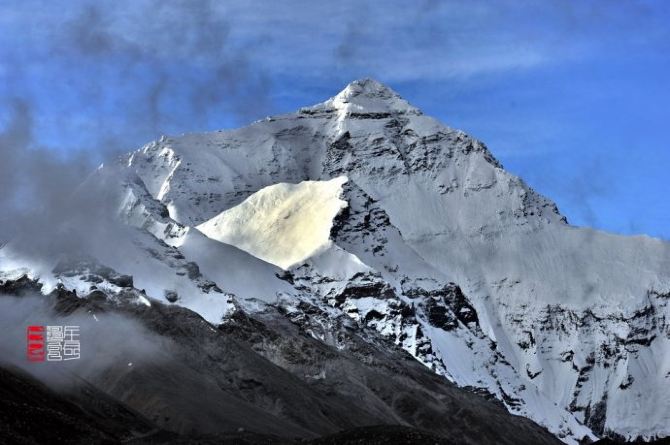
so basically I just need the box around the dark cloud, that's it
[53,0,274,130]
[564,156,612,228]
[0,97,138,267]
[335,21,366,65]
[0,100,93,239]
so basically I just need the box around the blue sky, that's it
[1,0,668,239]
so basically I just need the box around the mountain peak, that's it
[335,78,398,101]
[306,78,421,116]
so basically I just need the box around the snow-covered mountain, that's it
[2,78,669,444]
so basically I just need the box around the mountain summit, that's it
[2,80,669,444]
[306,77,421,115]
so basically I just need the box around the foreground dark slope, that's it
[1,276,561,444]
[0,365,157,444]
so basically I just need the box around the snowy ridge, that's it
[2,79,669,443]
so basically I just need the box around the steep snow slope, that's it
[197,176,348,269]
[179,229,295,303]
